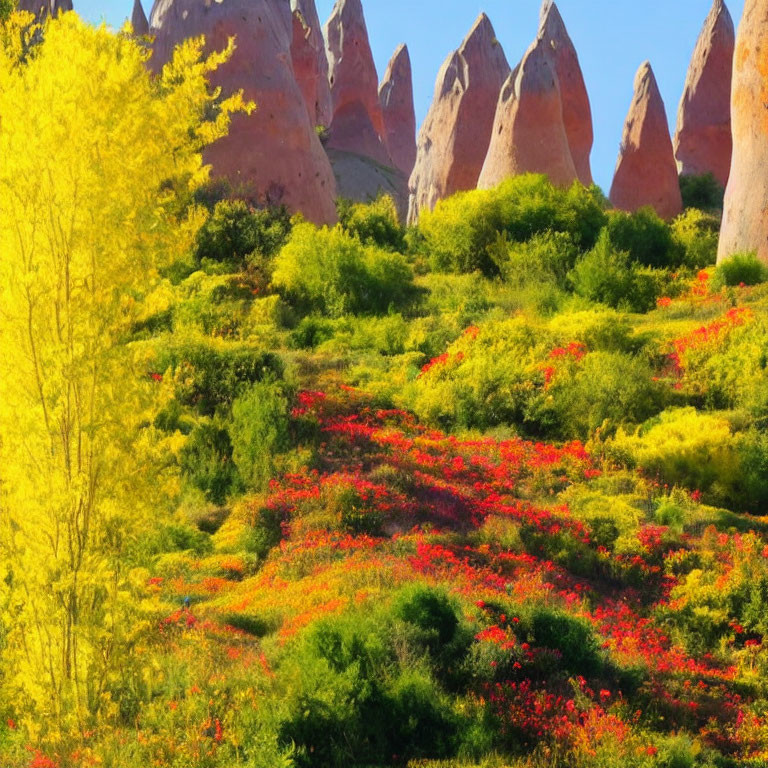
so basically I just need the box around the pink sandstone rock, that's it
[131,0,150,36]
[379,44,417,178]
[609,61,683,220]
[324,0,391,166]
[478,35,578,190]
[538,0,593,185]
[17,0,72,18]
[408,13,510,223]
[674,0,734,188]
[149,0,337,225]
[290,0,333,128]
[719,0,768,263]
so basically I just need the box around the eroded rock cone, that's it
[408,13,510,223]
[379,44,417,178]
[478,36,577,189]
[290,0,333,129]
[17,0,72,19]
[674,0,734,188]
[325,0,391,165]
[149,0,337,225]
[538,0,593,185]
[609,61,683,219]
[131,0,150,36]
[719,0,768,263]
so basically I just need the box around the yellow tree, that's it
[0,12,248,739]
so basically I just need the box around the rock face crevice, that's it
[379,44,417,179]
[538,0,593,185]
[408,13,510,223]
[149,0,337,225]
[478,33,577,190]
[290,0,333,129]
[719,0,768,263]
[609,61,683,220]
[674,0,734,187]
[325,0,391,166]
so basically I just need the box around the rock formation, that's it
[719,0,768,263]
[325,0,391,166]
[538,0,593,185]
[674,0,734,188]
[131,0,150,36]
[379,44,417,178]
[149,0,337,225]
[478,36,577,190]
[408,13,510,223]
[17,0,72,19]
[290,0,333,128]
[609,61,683,219]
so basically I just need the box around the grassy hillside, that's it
[6,170,768,767]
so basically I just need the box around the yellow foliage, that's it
[0,13,245,740]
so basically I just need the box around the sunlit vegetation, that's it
[4,9,768,768]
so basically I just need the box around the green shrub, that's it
[194,200,292,272]
[493,231,579,290]
[337,194,406,252]
[419,175,606,276]
[197,200,290,266]
[280,609,460,768]
[672,209,720,269]
[679,172,724,211]
[606,409,740,505]
[569,231,664,312]
[155,339,284,416]
[242,505,284,560]
[605,207,682,268]
[273,223,416,317]
[549,351,665,440]
[713,252,768,289]
[179,422,240,505]
[230,379,292,492]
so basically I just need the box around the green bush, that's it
[155,339,284,416]
[672,209,720,269]
[280,607,461,768]
[242,505,285,560]
[549,351,666,440]
[713,252,768,289]
[418,175,606,276]
[179,422,240,505]
[337,194,405,252]
[569,231,664,312]
[230,379,292,492]
[605,207,682,268]
[194,200,292,272]
[493,231,579,290]
[606,409,741,505]
[273,223,416,317]
[679,172,724,212]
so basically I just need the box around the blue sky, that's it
[79,0,743,194]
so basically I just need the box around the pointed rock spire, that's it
[478,36,577,190]
[290,0,333,129]
[719,0,768,263]
[325,0,391,166]
[379,44,417,178]
[609,62,682,219]
[149,0,337,225]
[674,0,734,188]
[408,13,510,223]
[131,0,150,36]
[538,1,593,185]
